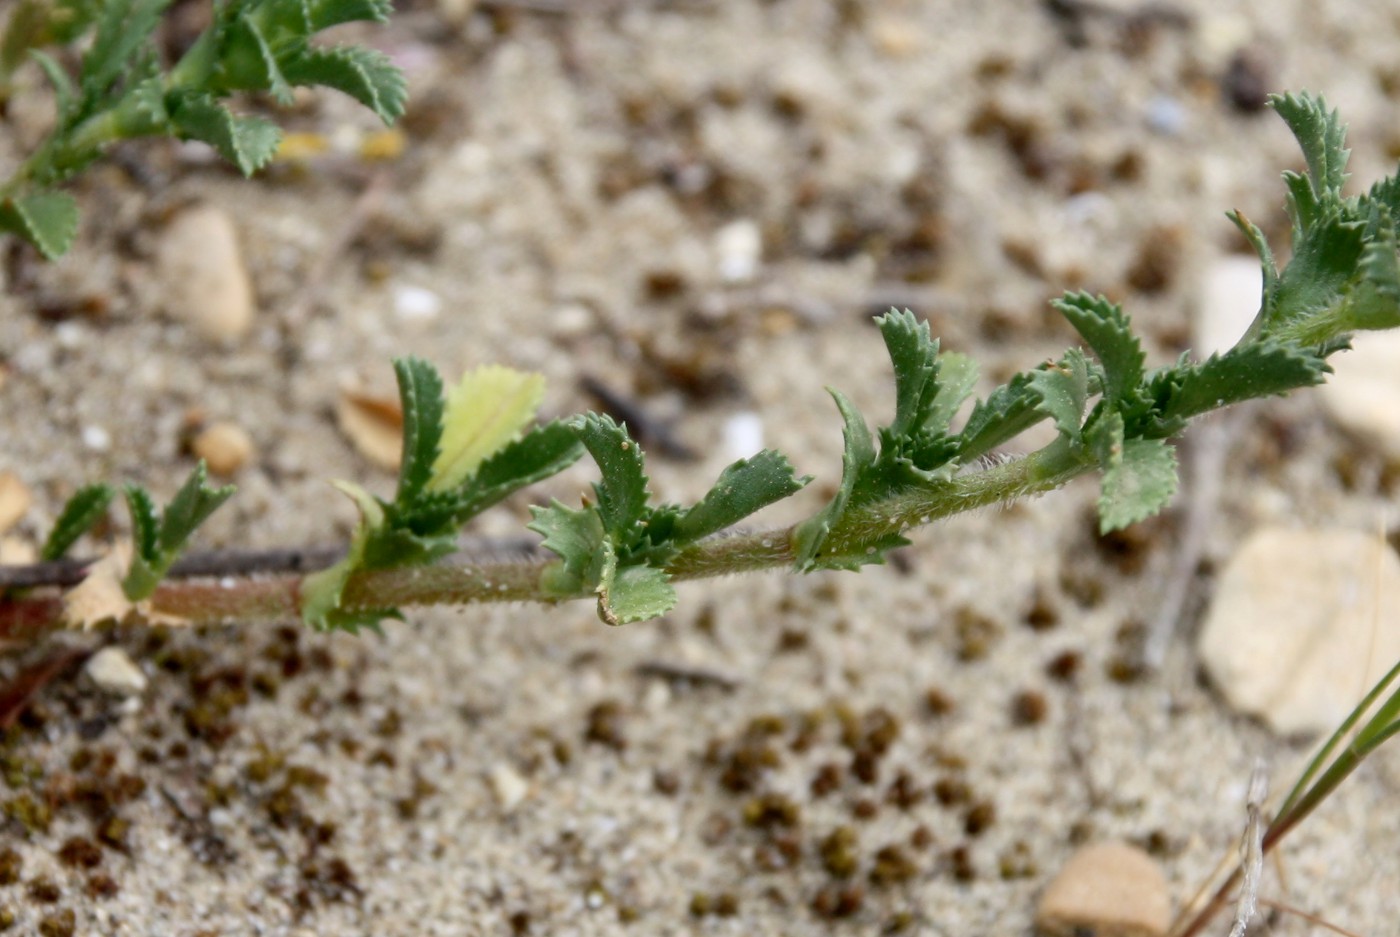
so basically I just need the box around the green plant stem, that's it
[0,439,1098,636]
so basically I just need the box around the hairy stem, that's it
[0,441,1097,636]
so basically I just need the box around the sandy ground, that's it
[2,0,1400,934]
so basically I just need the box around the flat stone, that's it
[1319,330,1400,461]
[0,471,31,535]
[1197,526,1400,735]
[85,647,149,697]
[1035,841,1170,937]
[157,205,255,343]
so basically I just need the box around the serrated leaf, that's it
[529,500,606,596]
[1342,215,1400,332]
[219,14,294,102]
[1268,209,1366,333]
[1154,343,1330,430]
[878,309,941,440]
[1097,431,1176,532]
[41,483,115,562]
[123,485,160,564]
[792,388,875,571]
[595,542,676,625]
[573,414,650,543]
[280,44,406,125]
[674,450,810,543]
[430,366,545,492]
[444,420,584,522]
[1028,349,1089,443]
[391,356,446,509]
[957,371,1044,460]
[168,93,281,175]
[1270,92,1350,206]
[307,0,393,29]
[1052,292,1145,404]
[0,192,79,259]
[924,351,978,434]
[158,461,236,554]
[80,0,168,99]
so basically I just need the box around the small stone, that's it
[158,205,255,342]
[1035,841,1169,937]
[84,647,149,697]
[0,472,31,535]
[193,422,255,478]
[1195,255,1262,356]
[1319,330,1400,461]
[392,284,442,323]
[337,386,403,471]
[715,220,762,284]
[488,763,529,812]
[0,537,37,565]
[81,425,111,453]
[1198,526,1400,735]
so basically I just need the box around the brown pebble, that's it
[1035,841,1170,937]
[193,423,255,477]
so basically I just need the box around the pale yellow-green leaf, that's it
[429,366,545,491]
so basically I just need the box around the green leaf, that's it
[158,461,236,554]
[30,50,76,114]
[1028,349,1089,443]
[878,309,942,440]
[924,350,978,434]
[307,0,394,30]
[300,481,398,632]
[1152,343,1330,431]
[529,500,606,596]
[392,356,446,509]
[1270,92,1350,207]
[430,365,545,492]
[168,92,281,175]
[123,485,160,564]
[1267,210,1366,333]
[675,450,810,543]
[1226,210,1278,339]
[573,414,650,544]
[80,0,169,99]
[0,192,79,259]
[792,388,874,571]
[1341,216,1400,332]
[41,483,115,562]
[280,44,407,125]
[1090,412,1178,532]
[1052,292,1145,404]
[957,370,1045,460]
[595,542,676,626]
[218,14,294,102]
[445,420,584,522]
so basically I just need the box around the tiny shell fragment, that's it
[337,387,403,471]
[0,472,31,535]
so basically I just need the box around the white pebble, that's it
[82,425,112,452]
[393,284,443,323]
[488,763,530,812]
[715,219,762,283]
[1195,254,1261,356]
[1319,330,1400,461]
[85,646,149,696]
[722,412,766,461]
